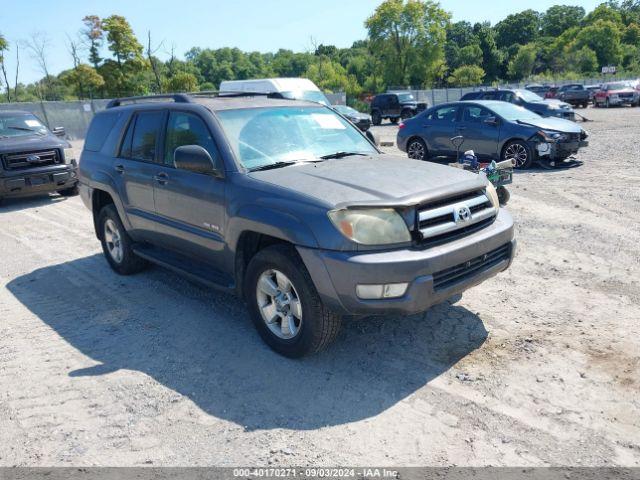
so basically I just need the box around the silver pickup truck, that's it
[79,93,516,357]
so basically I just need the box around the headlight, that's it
[328,208,411,245]
[485,183,499,209]
[63,148,76,164]
[547,104,559,110]
[538,130,567,142]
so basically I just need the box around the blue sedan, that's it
[397,101,588,169]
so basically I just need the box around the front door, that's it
[152,110,226,269]
[456,105,501,160]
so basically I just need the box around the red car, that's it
[594,81,639,107]
[544,86,559,99]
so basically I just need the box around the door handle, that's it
[154,172,169,185]
[115,164,125,174]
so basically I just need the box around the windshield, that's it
[488,102,542,121]
[515,89,544,103]
[397,93,415,102]
[280,90,330,106]
[217,106,377,170]
[0,113,48,137]
[607,82,632,90]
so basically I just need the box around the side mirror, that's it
[174,145,217,175]
[365,129,380,146]
[483,116,498,126]
[52,126,66,138]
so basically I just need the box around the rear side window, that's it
[429,106,458,122]
[85,112,121,152]
[119,111,164,162]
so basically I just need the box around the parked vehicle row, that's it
[396,100,588,169]
[526,80,640,108]
[460,89,576,120]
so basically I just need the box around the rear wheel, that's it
[97,204,148,275]
[407,138,428,161]
[390,117,399,124]
[244,244,342,358]
[401,109,413,120]
[371,111,382,126]
[503,140,533,169]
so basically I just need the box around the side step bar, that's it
[132,244,235,293]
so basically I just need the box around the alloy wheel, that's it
[504,143,528,168]
[256,269,303,340]
[408,140,426,160]
[104,219,124,264]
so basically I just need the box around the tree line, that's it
[0,0,639,105]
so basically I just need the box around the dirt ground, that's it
[0,107,638,467]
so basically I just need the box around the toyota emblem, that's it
[454,205,472,223]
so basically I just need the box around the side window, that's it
[131,111,164,162]
[429,106,458,122]
[165,111,220,169]
[501,92,515,102]
[462,106,492,123]
[481,92,496,100]
[119,111,164,162]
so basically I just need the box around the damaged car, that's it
[397,100,588,169]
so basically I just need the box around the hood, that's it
[400,101,418,107]
[517,116,582,133]
[249,154,486,209]
[0,133,69,155]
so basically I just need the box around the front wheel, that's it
[407,138,428,161]
[503,140,533,169]
[390,117,399,124]
[244,244,342,358]
[371,111,382,126]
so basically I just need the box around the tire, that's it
[401,109,413,120]
[57,184,79,197]
[502,140,533,170]
[97,204,148,275]
[407,138,428,161]
[390,117,399,124]
[244,244,342,358]
[582,102,588,109]
[371,110,382,126]
[605,98,610,108]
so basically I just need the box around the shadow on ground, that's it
[0,194,69,212]
[7,254,487,431]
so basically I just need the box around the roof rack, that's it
[106,94,193,109]
[189,90,282,99]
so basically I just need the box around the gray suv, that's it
[79,94,516,357]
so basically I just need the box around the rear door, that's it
[456,105,501,160]
[151,110,227,269]
[113,110,166,242]
[423,105,459,156]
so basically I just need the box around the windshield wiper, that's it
[320,151,369,160]
[249,161,300,172]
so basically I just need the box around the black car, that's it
[397,100,588,169]
[461,88,576,120]
[0,110,78,203]
[370,92,425,125]
[525,84,551,97]
[332,105,372,131]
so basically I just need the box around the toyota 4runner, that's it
[79,94,516,357]
[0,110,78,203]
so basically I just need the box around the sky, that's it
[1,0,602,85]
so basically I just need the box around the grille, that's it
[2,150,61,170]
[618,92,634,99]
[433,243,511,291]
[416,189,496,246]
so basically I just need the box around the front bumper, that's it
[535,139,588,160]
[607,96,637,106]
[298,208,515,316]
[0,164,78,198]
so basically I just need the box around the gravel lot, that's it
[0,107,639,467]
